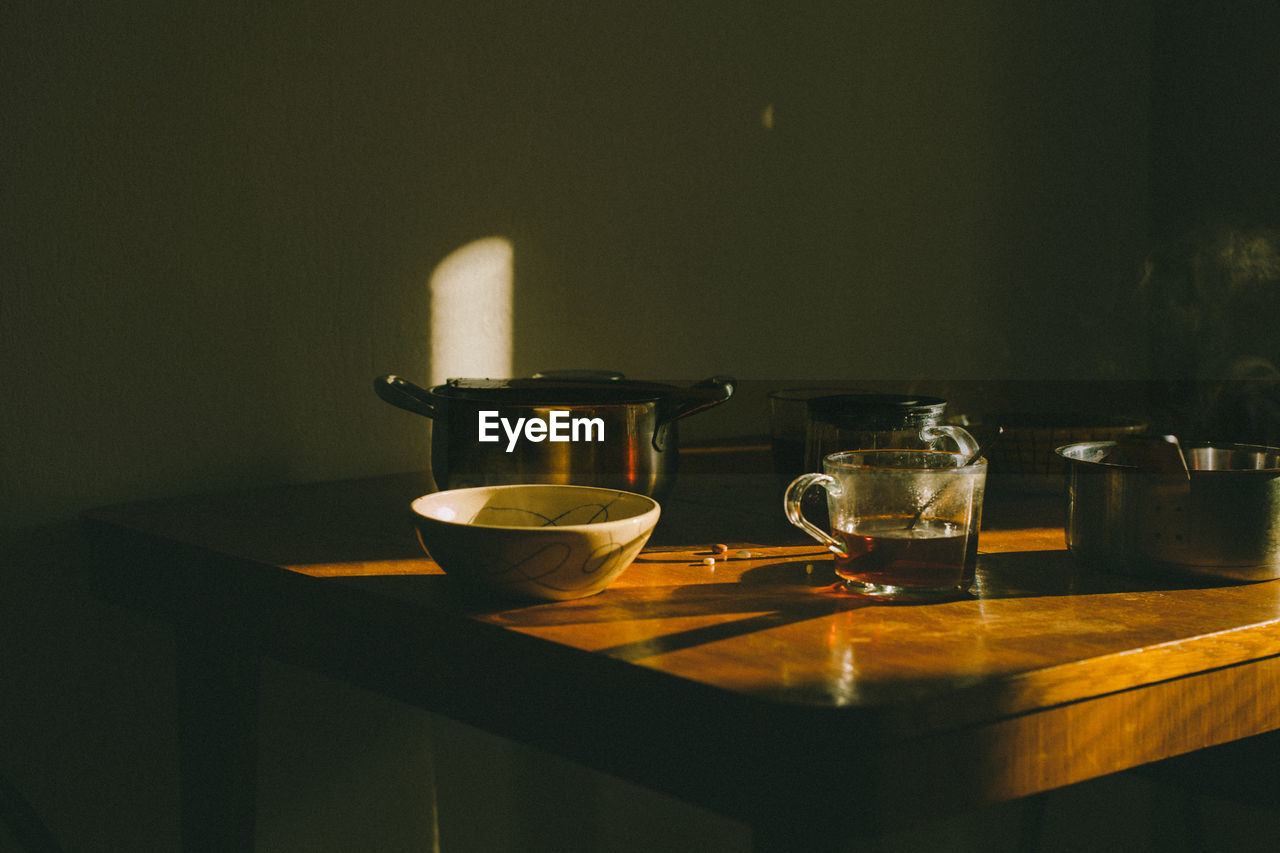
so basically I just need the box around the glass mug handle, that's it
[920,425,980,459]
[784,473,842,549]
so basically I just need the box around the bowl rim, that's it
[410,483,661,531]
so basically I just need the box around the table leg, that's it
[175,625,259,853]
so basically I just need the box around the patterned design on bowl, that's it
[411,484,660,600]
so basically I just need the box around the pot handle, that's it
[658,375,736,426]
[651,376,734,453]
[373,374,439,419]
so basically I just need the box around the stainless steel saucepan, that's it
[1057,439,1280,581]
[374,374,735,502]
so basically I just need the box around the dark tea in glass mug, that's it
[785,429,987,601]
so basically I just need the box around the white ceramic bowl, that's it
[410,484,661,600]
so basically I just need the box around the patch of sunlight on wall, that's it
[429,236,514,385]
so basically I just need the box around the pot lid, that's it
[438,377,674,404]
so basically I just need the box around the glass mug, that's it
[785,427,987,601]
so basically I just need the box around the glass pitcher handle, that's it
[920,425,980,460]
[783,472,843,551]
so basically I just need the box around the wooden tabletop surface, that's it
[81,448,1280,843]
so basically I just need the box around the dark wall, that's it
[1144,0,1280,444]
[1150,0,1280,243]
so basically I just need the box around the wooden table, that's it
[81,451,1280,852]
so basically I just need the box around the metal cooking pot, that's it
[374,373,735,502]
[1057,440,1280,581]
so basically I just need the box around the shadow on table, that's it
[333,547,1258,671]
[477,549,1254,661]
[975,549,1251,598]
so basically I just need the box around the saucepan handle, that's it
[373,375,439,419]
[659,376,736,426]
